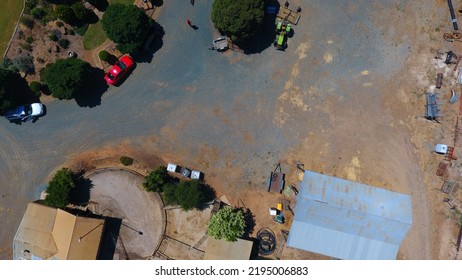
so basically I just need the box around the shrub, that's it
[19,42,33,52]
[31,7,46,19]
[143,166,171,192]
[36,57,45,64]
[68,28,76,35]
[44,168,76,209]
[162,180,209,211]
[26,36,34,44]
[12,54,35,74]
[30,81,42,94]
[207,207,245,242]
[48,33,58,41]
[20,16,35,29]
[58,38,70,49]
[56,20,64,27]
[98,50,109,61]
[120,156,134,166]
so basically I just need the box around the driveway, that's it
[0,0,442,259]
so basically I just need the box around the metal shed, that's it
[287,170,412,260]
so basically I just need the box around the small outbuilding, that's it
[287,170,412,260]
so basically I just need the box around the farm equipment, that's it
[274,20,291,50]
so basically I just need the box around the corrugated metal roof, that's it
[287,170,412,260]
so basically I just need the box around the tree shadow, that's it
[235,3,280,54]
[97,217,122,260]
[69,171,93,206]
[196,183,216,211]
[235,207,256,238]
[74,66,108,107]
[91,0,109,12]
[133,21,165,63]
[150,0,163,7]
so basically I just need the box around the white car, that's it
[4,103,44,122]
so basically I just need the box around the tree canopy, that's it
[0,68,25,115]
[44,168,76,209]
[207,207,245,242]
[211,0,264,43]
[143,166,171,192]
[40,57,92,100]
[162,180,209,211]
[101,4,152,53]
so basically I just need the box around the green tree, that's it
[207,207,245,242]
[143,166,171,192]
[101,4,151,53]
[40,57,91,100]
[72,2,97,24]
[211,0,264,43]
[174,180,205,211]
[44,168,76,209]
[0,68,24,115]
[55,4,77,25]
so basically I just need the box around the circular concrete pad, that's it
[86,168,165,259]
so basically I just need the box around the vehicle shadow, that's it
[133,21,165,63]
[74,66,108,108]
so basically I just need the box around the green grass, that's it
[83,22,107,50]
[109,0,134,5]
[0,0,24,57]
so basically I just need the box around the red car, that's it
[104,55,135,85]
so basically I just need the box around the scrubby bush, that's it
[20,16,35,29]
[48,33,59,41]
[19,42,33,52]
[58,38,70,49]
[162,180,211,211]
[12,54,35,74]
[24,0,39,14]
[56,20,64,27]
[98,50,109,61]
[120,156,134,166]
[26,36,34,44]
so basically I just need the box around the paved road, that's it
[0,0,432,259]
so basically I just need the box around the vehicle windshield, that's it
[24,105,32,115]
[107,73,115,80]
[116,61,127,70]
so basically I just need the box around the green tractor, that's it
[274,20,291,50]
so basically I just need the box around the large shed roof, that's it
[287,170,412,260]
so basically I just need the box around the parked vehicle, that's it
[4,103,44,122]
[104,55,135,86]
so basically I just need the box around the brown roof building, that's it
[13,202,105,260]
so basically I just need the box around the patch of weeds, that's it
[25,36,34,44]
[19,42,33,52]
[58,38,70,49]
[20,16,35,29]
